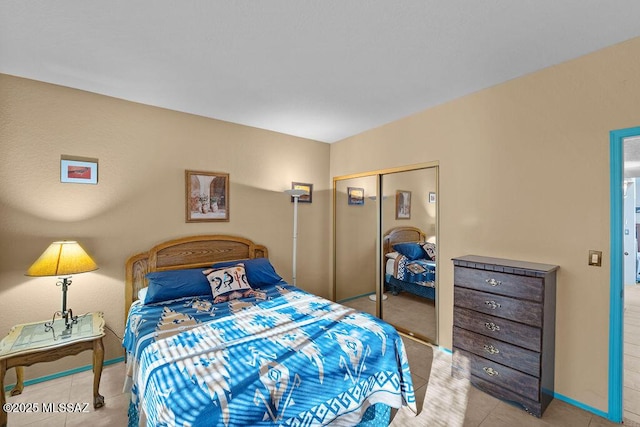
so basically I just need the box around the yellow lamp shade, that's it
[26,241,98,277]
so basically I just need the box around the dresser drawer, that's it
[466,373,544,417]
[453,348,540,401]
[453,307,541,351]
[454,287,543,327]
[454,266,543,302]
[453,326,540,376]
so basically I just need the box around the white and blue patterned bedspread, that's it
[123,284,416,426]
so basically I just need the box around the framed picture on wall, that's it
[291,182,313,203]
[60,156,98,184]
[396,190,411,219]
[429,192,436,203]
[185,170,229,222]
[347,187,365,205]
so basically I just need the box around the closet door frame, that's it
[333,161,439,343]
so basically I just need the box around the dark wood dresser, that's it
[451,255,558,417]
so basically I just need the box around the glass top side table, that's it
[0,312,105,427]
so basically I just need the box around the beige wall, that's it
[334,175,377,301]
[330,37,640,412]
[0,74,330,384]
[381,167,437,239]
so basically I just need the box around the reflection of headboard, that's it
[124,235,268,322]
[383,226,426,255]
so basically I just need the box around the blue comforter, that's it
[123,284,416,426]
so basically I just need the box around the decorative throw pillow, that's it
[144,268,212,304]
[422,242,436,261]
[211,258,284,286]
[203,264,251,298]
[393,242,426,261]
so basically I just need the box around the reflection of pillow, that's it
[145,268,212,304]
[203,265,252,298]
[393,243,425,261]
[422,242,436,260]
[212,258,284,286]
[386,251,400,259]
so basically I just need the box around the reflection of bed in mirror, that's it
[383,226,436,300]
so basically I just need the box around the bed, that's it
[383,227,436,301]
[123,234,416,426]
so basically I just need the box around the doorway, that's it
[610,126,640,423]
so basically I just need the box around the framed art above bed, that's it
[185,170,229,222]
[395,190,411,219]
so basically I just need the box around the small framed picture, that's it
[186,170,229,222]
[60,157,98,184]
[429,192,436,203]
[347,187,365,205]
[291,182,313,203]
[396,190,411,219]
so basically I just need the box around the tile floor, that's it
[625,284,640,424]
[4,362,129,426]
[3,286,639,426]
[401,338,622,427]
[1,343,626,427]
[343,292,437,342]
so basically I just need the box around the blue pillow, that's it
[392,242,425,261]
[144,268,212,304]
[212,258,284,286]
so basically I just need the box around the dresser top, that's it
[452,255,559,275]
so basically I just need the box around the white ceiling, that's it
[2,1,640,143]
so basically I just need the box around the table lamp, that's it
[26,241,98,333]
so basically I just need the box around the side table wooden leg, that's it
[1,359,7,427]
[10,366,24,396]
[92,338,105,409]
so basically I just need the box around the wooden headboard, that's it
[124,234,268,321]
[383,226,426,255]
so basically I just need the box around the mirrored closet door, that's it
[333,163,438,344]
[334,174,379,316]
[380,167,438,343]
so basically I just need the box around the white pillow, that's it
[386,251,400,259]
[138,287,148,302]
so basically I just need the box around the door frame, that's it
[609,125,640,422]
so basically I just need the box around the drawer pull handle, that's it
[484,300,501,309]
[484,322,500,331]
[483,367,499,377]
[486,278,502,287]
[484,344,500,354]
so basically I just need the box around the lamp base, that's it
[44,309,78,338]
